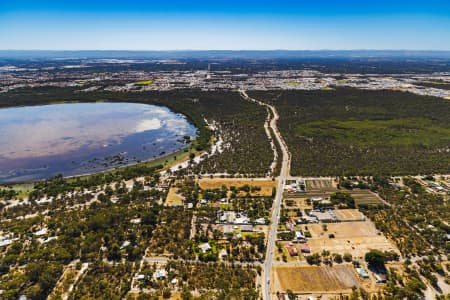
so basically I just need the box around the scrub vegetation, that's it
[250,88,450,176]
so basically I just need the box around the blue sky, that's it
[1,0,450,50]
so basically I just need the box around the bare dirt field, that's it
[350,189,384,205]
[301,221,398,259]
[165,187,184,206]
[198,178,277,197]
[305,179,337,190]
[335,209,366,221]
[273,265,360,293]
[283,197,312,209]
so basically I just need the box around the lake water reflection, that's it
[0,102,197,182]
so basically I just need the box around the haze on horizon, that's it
[1,0,450,51]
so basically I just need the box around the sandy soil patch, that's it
[283,197,312,209]
[273,265,359,293]
[165,187,184,206]
[198,178,276,197]
[335,209,366,221]
[304,221,398,258]
[305,179,337,190]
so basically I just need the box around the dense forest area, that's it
[0,87,273,176]
[250,88,450,176]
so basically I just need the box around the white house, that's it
[295,231,305,240]
[198,242,212,253]
[219,249,228,259]
[136,274,145,280]
[154,269,167,280]
[33,228,48,236]
[255,218,266,225]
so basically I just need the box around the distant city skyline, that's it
[1,0,450,50]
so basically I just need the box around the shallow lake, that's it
[0,102,197,182]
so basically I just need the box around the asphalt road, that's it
[240,90,290,299]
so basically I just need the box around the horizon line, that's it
[1,49,450,52]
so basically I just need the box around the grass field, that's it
[416,81,450,90]
[350,189,384,205]
[273,265,360,293]
[296,118,450,147]
[198,178,276,197]
[320,86,335,91]
[0,182,34,199]
[134,80,154,85]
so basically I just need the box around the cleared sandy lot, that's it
[335,209,365,221]
[198,178,277,197]
[283,197,312,209]
[165,187,184,206]
[305,179,336,190]
[303,221,398,258]
[273,265,359,293]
